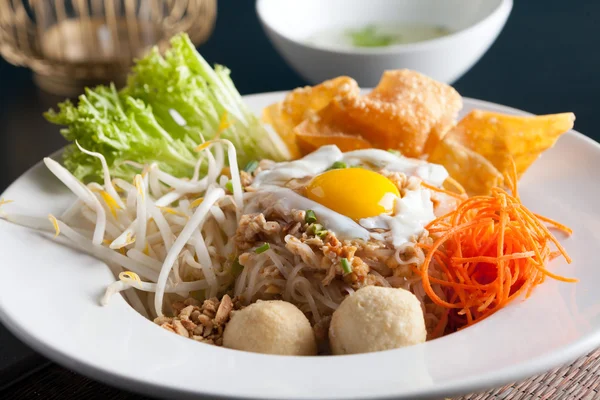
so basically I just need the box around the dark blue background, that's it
[0,0,598,398]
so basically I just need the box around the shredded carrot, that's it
[533,213,573,235]
[421,181,466,200]
[415,161,575,331]
[445,176,466,195]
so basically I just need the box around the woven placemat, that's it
[452,349,600,400]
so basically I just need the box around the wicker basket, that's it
[0,0,217,96]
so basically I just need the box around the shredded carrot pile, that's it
[416,163,575,332]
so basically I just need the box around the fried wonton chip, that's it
[428,136,504,196]
[262,76,360,158]
[294,100,373,154]
[331,69,463,157]
[447,110,575,178]
[296,131,373,154]
[263,69,573,196]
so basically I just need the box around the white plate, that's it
[0,93,599,400]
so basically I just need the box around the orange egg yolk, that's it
[305,168,400,221]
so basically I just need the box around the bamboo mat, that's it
[453,349,600,400]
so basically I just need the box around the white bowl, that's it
[257,0,513,86]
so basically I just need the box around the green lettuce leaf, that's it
[45,33,288,183]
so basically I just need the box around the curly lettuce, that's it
[45,33,288,182]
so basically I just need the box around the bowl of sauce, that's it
[257,0,512,86]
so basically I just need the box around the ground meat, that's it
[239,170,253,187]
[302,236,325,247]
[154,295,243,346]
[343,257,371,289]
[234,210,378,289]
[320,234,370,288]
[234,206,424,291]
[291,209,306,223]
[214,294,233,325]
[235,213,281,250]
[221,168,254,187]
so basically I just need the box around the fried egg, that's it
[248,145,449,247]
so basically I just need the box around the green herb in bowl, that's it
[347,25,399,47]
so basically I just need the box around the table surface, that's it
[1,0,599,398]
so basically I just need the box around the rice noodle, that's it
[4,143,449,338]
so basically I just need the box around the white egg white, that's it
[248,145,450,247]
[359,188,435,247]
